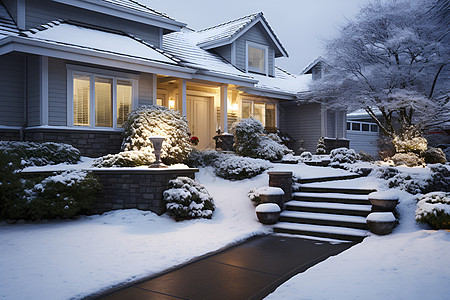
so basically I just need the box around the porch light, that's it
[168,99,175,109]
[230,103,239,112]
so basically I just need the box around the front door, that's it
[186,96,213,149]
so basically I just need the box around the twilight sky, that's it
[144,0,369,74]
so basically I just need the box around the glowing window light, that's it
[168,99,175,109]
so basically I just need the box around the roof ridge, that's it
[123,0,175,21]
[197,12,261,32]
[275,66,296,78]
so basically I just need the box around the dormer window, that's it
[246,41,268,75]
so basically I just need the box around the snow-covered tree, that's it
[316,137,327,154]
[307,0,449,151]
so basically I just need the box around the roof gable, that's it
[0,3,19,38]
[196,12,288,58]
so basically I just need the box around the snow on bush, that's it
[393,129,428,154]
[185,149,222,167]
[390,152,424,167]
[376,164,450,194]
[232,118,293,161]
[92,150,153,167]
[281,153,300,164]
[163,177,214,221]
[0,141,80,166]
[121,105,192,165]
[330,147,360,165]
[299,151,313,162]
[214,155,272,180]
[415,192,450,229]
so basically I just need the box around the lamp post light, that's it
[148,136,167,168]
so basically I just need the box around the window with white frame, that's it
[70,69,136,129]
[241,100,276,128]
[247,42,268,75]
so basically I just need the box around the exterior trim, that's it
[17,0,26,30]
[40,56,49,125]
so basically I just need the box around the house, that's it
[346,109,381,157]
[0,0,344,157]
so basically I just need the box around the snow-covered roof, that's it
[163,29,256,84]
[301,56,324,75]
[252,69,311,95]
[347,108,382,120]
[196,12,288,58]
[0,3,19,38]
[21,21,179,65]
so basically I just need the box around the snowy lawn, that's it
[267,181,450,300]
[1,162,348,300]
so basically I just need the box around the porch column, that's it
[152,74,157,105]
[40,56,48,126]
[220,85,228,132]
[179,79,187,116]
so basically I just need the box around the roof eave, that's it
[238,86,297,100]
[0,36,196,78]
[194,70,258,87]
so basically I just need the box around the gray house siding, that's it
[48,57,67,126]
[326,110,346,139]
[138,73,154,106]
[279,102,322,153]
[26,55,41,127]
[0,53,25,127]
[235,23,275,76]
[214,45,232,63]
[25,0,162,48]
[2,0,17,24]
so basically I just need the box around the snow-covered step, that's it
[297,174,362,184]
[285,200,372,217]
[293,192,371,205]
[279,211,368,230]
[274,222,368,242]
[298,185,377,195]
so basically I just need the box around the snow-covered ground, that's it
[1,161,449,300]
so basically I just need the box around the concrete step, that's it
[285,200,372,217]
[298,186,376,195]
[279,211,368,230]
[274,222,368,242]
[293,192,371,205]
[297,174,362,184]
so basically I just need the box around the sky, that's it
[144,0,369,74]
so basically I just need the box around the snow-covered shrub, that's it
[415,192,450,229]
[92,150,153,167]
[390,152,424,167]
[299,151,313,162]
[214,155,271,180]
[393,130,428,154]
[185,149,222,167]
[316,137,327,154]
[423,147,447,164]
[163,177,214,221]
[0,152,29,220]
[232,118,292,161]
[0,141,80,166]
[330,147,359,164]
[428,164,450,192]
[281,153,300,164]
[359,151,374,162]
[121,105,192,165]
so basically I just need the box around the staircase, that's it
[274,183,376,242]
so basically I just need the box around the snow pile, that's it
[415,192,450,229]
[368,190,399,201]
[232,118,293,161]
[248,186,284,206]
[255,203,280,213]
[163,177,215,220]
[366,212,396,222]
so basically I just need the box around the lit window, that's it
[71,72,135,128]
[241,101,276,128]
[247,42,267,74]
[73,74,90,126]
[117,80,132,127]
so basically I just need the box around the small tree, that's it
[316,137,327,154]
[307,0,449,152]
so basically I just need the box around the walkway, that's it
[95,235,355,300]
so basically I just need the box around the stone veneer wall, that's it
[91,168,199,215]
[0,128,21,141]
[24,128,123,157]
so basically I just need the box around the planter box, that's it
[369,191,399,212]
[366,212,396,235]
[256,203,281,224]
[259,187,285,210]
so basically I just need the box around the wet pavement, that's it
[94,234,355,300]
